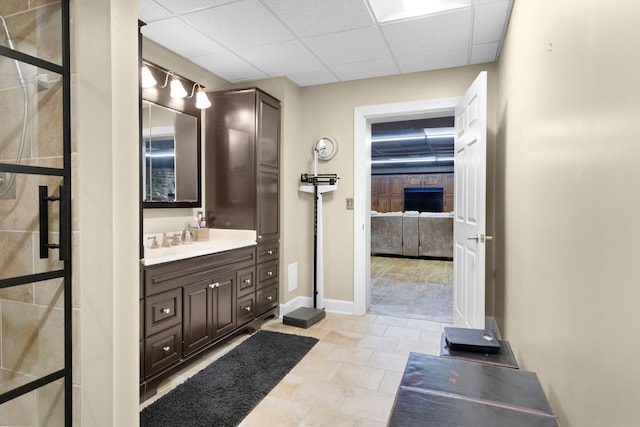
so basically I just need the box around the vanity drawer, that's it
[257,240,279,264]
[256,284,278,315]
[145,246,256,296]
[237,266,256,298]
[257,260,278,288]
[145,324,182,377]
[237,294,255,325]
[145,288,182,337]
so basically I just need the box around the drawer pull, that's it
[244,306,252,312]
[267,271,273,276]
[267,250,274,255]
[266,296,273,301]
[243,279,251,284]
[210,282,220,288]
[161,308,171,314]
[162,346,171,352]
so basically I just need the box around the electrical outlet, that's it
[346,197,354,210]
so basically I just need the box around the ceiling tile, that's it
[395,46,469,74]
[182,0,294,50]
[154,0,236,15]
[331,57,399,82]
[304,26,390,66]
[286,68,339,87]
[262,0,375,37]
[142,18,226,59]
[471,42,499,64]
[191,51,267,82]
[473,1,511,44]
[382,9,471,57]
[138,0,173,23]
[235,40,325,76]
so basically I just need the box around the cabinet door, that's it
[390,175,404,196]
[257,91,280,241]
[212,272,236,337]
[257,92,280,169]
[183,279,213,355]
[405,175,423,188]
[205,90,256,230]
[257,169,279,242]
[376,176,390,197]
[423,174,443,187]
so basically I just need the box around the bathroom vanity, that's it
[139,230,279,401]
[138,64,282,400]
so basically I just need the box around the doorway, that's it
[368,117,455,321]
[353,97,460,316]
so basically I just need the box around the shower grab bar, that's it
[39,185,70,260]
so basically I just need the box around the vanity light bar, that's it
[141,60,211,109]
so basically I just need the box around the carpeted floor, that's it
[140,330,318,427]
[369,277,453,323]
[369,256,453,323]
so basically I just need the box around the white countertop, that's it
[142,229,256,266]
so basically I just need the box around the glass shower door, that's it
[0,1,72,426]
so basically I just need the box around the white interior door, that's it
[453,71,488,329]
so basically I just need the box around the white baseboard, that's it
[279,297,355,317]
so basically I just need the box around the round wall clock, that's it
[313,136,338,160]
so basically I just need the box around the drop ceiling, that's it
[138,0,514,87]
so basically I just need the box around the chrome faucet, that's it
[161,233,173,247]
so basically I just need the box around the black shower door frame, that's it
[0,1,72,425]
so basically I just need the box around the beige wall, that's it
[77,0,139,425]
[496,1,640,426]
[294,65,498,305]
[141,38,231,235]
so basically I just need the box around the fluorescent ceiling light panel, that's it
[370,0,471,23]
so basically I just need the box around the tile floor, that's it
[141,257,453,425]
[141,313,450,426]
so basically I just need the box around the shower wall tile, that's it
[0,369,37,426]
[72,230,80,309]
[72,307,80,385]
[37,380,65,426]
[2,300,64,377]
[0,86,30,161]
[34,76,64,159]
[0,231,32,280]
[0,1,29,18]
[0,283,33,303]
[33,231,64,274]
[34,278,64,308]
[5,4,62,65]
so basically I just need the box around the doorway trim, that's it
[353,97,460,315]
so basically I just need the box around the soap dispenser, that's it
[182,223,193,244]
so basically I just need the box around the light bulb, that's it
[141,66,156,88]
[170,76,187,99]
[195,87,211,109]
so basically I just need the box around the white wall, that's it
[496,1,640,426]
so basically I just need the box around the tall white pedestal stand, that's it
[299,150,338,309]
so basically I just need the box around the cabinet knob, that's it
[210,282,220,288]
[266,296,273,301]
[267,250,273,255]
[258,235,262,240]
[161,308,170,314]
[162,346,171,352]
[244,306,252,312]
[267,271,273,276]
[243,278,251,284]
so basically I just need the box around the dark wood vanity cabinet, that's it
[140,246,258,400]
[205,87,281,318]
[205,87,280,242]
